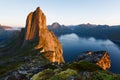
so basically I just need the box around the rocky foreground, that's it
[32,61,120,80]
[4,50,120,80]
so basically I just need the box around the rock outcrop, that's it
[23,7,64,63]
[75,51,111,70]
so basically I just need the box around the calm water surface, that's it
[59,33,120,73]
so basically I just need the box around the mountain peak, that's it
[51,22,61,28]
[36,6,40,11]
[22,7,64,63]
[35,7,42,14]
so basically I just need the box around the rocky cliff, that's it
[75,51,111,70]
[96,51,111,70]
[23,7,64,63]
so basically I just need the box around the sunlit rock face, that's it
[75,51,111,70]
[23,7,64,63]
[96,51,111,70]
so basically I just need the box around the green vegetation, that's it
[63,61,103,72]
[32,61,120,80]
[32,68,77,80]
[32,69,54,80]
[50,69,77,80]
[92,71,120,80]
[0,32,49,77]
[74,70,120,80]
[0,45,49,77]
[0,62,22,75]
[93,71,114,80]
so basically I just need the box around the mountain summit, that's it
[51,22,61,29]
[23,7,64,63]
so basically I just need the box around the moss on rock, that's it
[50,69,77,80]
[32,69,54,80]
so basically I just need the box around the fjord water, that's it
[59,33,120,73]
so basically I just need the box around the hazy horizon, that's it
[0,0,120,27]
[3,23,120,28]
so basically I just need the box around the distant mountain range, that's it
[1,22,120,44]
[48,22,120,42]
[0,24,12,30]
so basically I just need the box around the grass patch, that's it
[63,61,103,72]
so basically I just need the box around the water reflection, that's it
[59,33,120,73]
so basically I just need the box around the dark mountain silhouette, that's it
[49,22,61,29]
[48,23,120,42]
[0,24,12,30]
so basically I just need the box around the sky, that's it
[0,0,120,27]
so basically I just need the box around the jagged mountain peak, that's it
[22,7,64,63]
